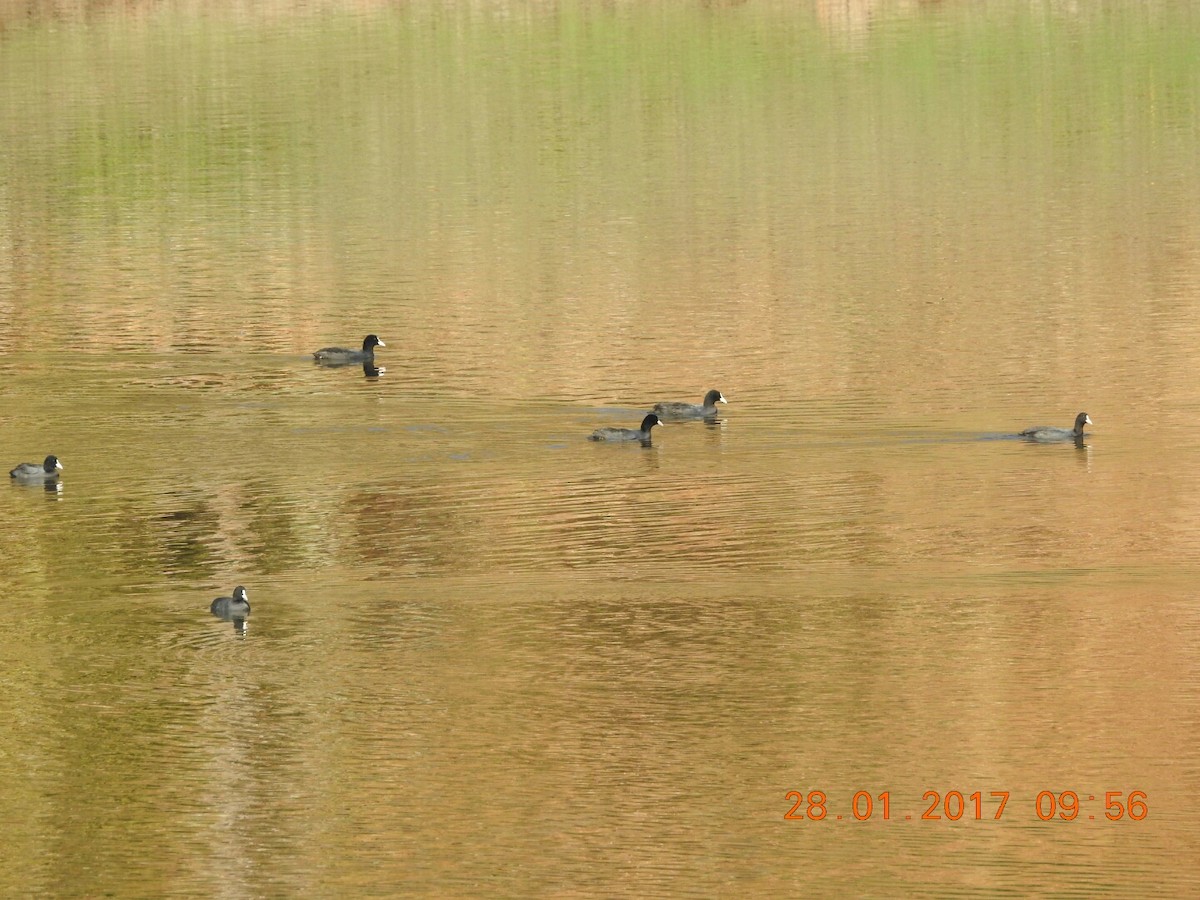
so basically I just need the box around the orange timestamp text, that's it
[784,790,1148,822]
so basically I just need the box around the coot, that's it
[313,334,385,365]
[10,455,62,479]
[1020,412,1091,442]
[210,586,251,619]
[653,389,727,420]
[590,414,663,443]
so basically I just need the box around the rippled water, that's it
[3,1,1200,896]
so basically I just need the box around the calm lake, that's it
[2,1,1199,895]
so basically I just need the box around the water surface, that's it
[2,2,1199,895]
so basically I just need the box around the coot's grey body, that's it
[210,586,251,619]
[10,455,62,479]
[313,334,385,365]
[590,413,663,443]
[653,389,727,421]
[1020,412,1092,442]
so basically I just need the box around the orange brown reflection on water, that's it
[2,1,1200,896]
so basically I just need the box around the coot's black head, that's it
[233,586,248,602]
[1074,412,1092,432]
[362,334,385,351]
[640,414,663,432]
[703,390,727,407]
[43,455,62,473]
